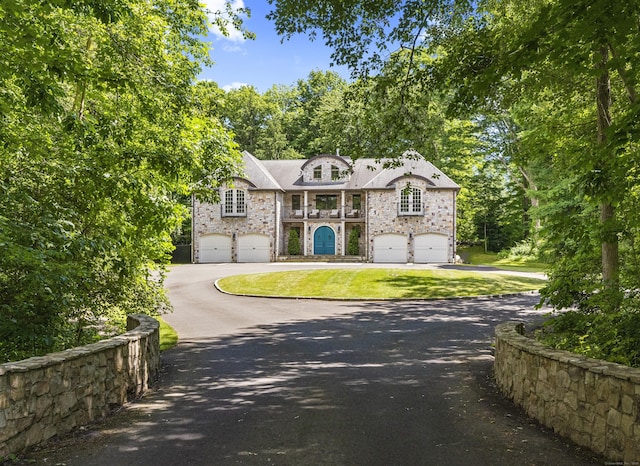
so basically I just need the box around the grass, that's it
[158,316,178,351]
[216,268,545,300]
[458,245,547,272]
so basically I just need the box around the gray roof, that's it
[362,155,460,190]
[238,151,283,191]
[246,150,459,192]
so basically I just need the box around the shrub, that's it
[347,226,361,255]
[497,239,540,261]
[288,229,301,255]
[538,306,640,368]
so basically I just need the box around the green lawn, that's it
[158,316,178,351]
[216,268,545,300]
[458,246,547,272]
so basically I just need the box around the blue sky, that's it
[199,0,350,92]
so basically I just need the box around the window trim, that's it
[352,194,361,210]
[292,194,301,211]
[399,187,423,215]
[316,194,338,210]
[222,188,247,217]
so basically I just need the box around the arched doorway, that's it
[313,226,335,255]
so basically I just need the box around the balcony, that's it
[283,208,362,222]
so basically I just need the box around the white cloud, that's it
[202,0,247,42]
[222,82,250,91]
[222,44,246,54]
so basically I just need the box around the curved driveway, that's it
[29,263,602,465]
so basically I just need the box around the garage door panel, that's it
[374,234,407,263]
[200,234,232,263]
[238,234,270,263]
[415,233,448,263]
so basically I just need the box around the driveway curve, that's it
[22,263,602,465]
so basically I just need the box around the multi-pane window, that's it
[399,187,423,215]
[331,165,340,180]
[316,194,338,210]
[223,189,246,216]
[412,188,422,213]
[292,194,301,210]
[313,166,322,180]
[352,194,361,210]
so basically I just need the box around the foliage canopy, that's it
[0,0,242,362]
[265,0,640,362]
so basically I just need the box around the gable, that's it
[362,151,459,190]
[300,154,352,183]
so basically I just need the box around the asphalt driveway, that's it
[20,263,603,465]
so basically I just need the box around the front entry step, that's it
[277,255,366,263]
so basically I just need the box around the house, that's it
[192,150,460,263]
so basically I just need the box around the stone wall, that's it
[494,322,640,462]
[366,182,456,261]
[0,314,160,458]
[192,183,277,262]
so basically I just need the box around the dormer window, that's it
[313,166,322,180]
[399,187,423,215]
[331,165,340,180]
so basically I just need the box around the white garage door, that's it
[200,234,232,263]
[373,234,408,263]
[238,234,270,263]
[415,233,449,263]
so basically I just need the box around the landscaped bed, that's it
[216,268,545,300]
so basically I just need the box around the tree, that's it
[222,85,272,155]
[260,84,306,159]
[290,70,348,155]
[266,0,640,310]
[0,0,242,362]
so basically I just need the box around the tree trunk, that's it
[596,45,618,288]
[600,203,618,285]
[73,34,93,119]
[518,166,541,232]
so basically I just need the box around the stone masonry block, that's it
[621,393,635,415]
[564,391,579,411]
[556,370,571,389]
[607,408,622,428]
[620,413,635,437]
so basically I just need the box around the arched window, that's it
[223,189,246,216]
[313,165,322,180]
[399,187,423,215]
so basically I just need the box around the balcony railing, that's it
[284,208,361,220]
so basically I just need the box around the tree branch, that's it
[609,42,637,104]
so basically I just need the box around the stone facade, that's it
[300,154,350,183]
[0,315,160,458]
[494,322,640,462]
[192,151,460,263]
[193,181,279,262]
[366,182,456,261]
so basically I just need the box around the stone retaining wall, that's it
[494,322,640,462]
[0,314,160,458]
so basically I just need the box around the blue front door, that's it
[314,226,335,255]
